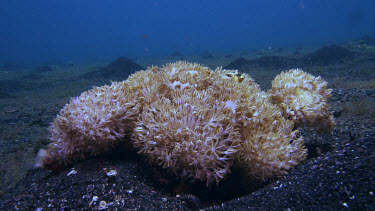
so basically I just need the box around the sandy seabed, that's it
[0,44,374,210]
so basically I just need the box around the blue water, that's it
[0,0,374,65]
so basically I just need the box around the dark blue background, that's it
[0,0,373,65]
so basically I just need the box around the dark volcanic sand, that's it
[0,44,374,210]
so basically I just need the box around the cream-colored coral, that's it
[268,69,335,132]
[38,61,333,186]
[132,62,245,185]
[235,92,306,181]
[44,81,141,167]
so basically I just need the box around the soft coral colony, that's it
[36,61,335,186]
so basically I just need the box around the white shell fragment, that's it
[98,201,107,210]
[67,168,77,176]
[106,169,118,177]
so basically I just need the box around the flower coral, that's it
[35,81,142,169]
[268,69,335,132]
[37,61,334,186]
